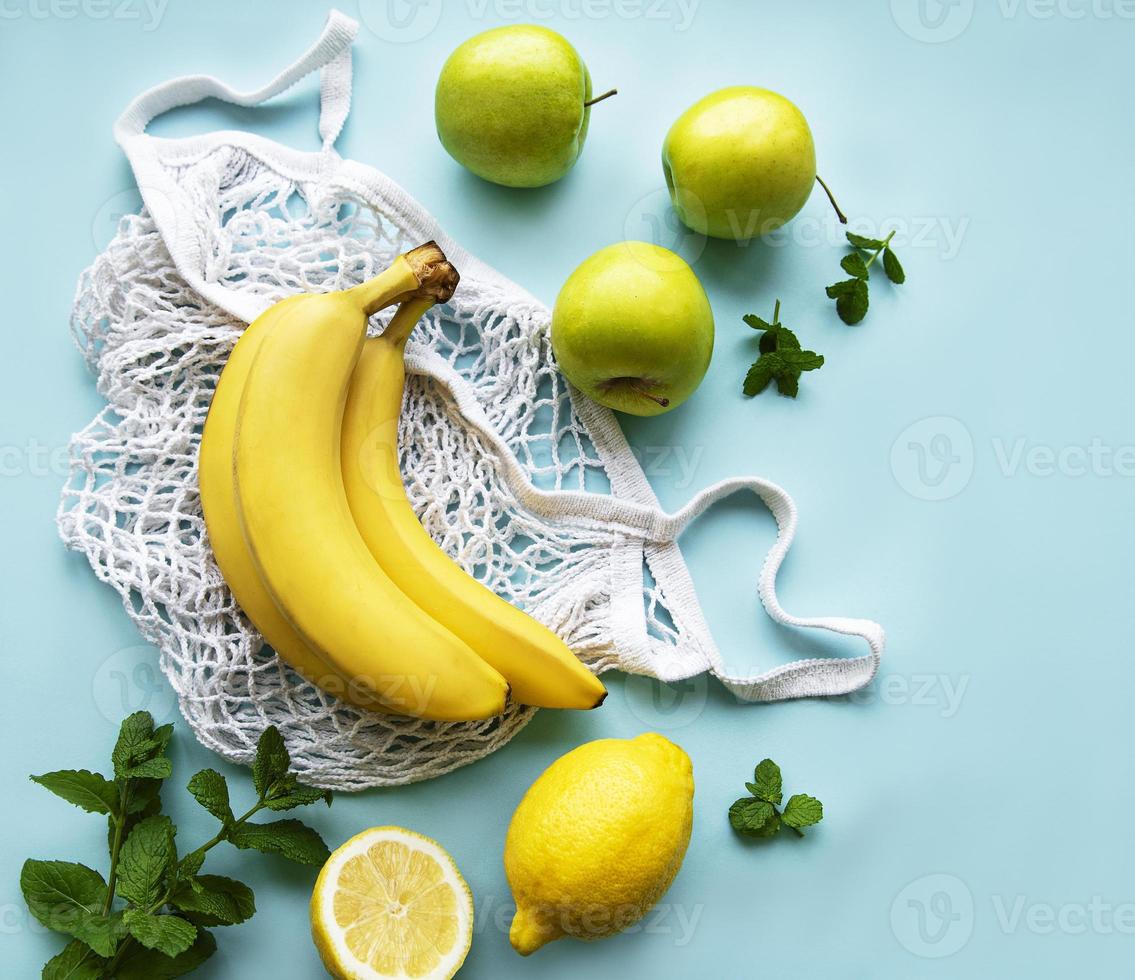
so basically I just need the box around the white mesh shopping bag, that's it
[59,12,884,789]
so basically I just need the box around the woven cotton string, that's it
[57,12,884,790]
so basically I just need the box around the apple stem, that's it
[629,383,670,408]
[815,175,848,225]
[772,299,781,327]
[584,88,618,108]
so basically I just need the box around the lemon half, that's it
[311,826,473,979]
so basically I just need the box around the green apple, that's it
[435,25,613,188]
[552,242,714,417]
[662,86,817,241]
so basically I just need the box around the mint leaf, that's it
[731,760,825,845]
[743,353,781,397]
[125,757,173,781]
[846,231,885,250]
[776,370,801,398]
[115,928,217,980]
[19,861,123,954]
[757,329,779,355]
[124,777,163,816]
[826,278,870,325]
[123,909,198,957]
[151,723,174,750]
[780,350,825,373]
[749,759,783,805]
[116,815,176,908]
[42,939,108,980]
[73,911,127,958]
[883,247,906,285]
[729,798,780,838]
[782,794,824,832]
[178,851,206,879]
[31,770,120,816]
[171,875,255,926]
[841,252,870,280]
[187,769,232,825]
[742,314,773,332]
[251,727,290,798]
[262,781,332,812]
[772,325,801,351]
[758,324,801,356]
[742,305,824,399]
[228,819,330,865]
[111,790,162,855]
[111,712,157,779]
[20,860,106,934]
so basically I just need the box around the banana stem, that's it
[346,259,422,317]
[382,295,437,348]
[346,242,461,317]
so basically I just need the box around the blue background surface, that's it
[2,1,1133,976]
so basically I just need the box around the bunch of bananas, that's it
[199,243,606,721]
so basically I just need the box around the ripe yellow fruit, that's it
[310,826,473,980]
[504,733,694,954]
[232,256,510,721]
[341,298,608,711]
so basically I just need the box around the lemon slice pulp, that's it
[311,826,473,979]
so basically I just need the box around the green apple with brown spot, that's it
[552,242,714,417]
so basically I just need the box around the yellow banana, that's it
[200,261,430,712]
[201,295,382,710]
[341,298,607,710]
[232,245,510,722]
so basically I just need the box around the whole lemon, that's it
[504,733,694,955]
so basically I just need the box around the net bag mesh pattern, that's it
[58,147,689,789]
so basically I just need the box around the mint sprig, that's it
[729,759,824,839]
[742,301,825,399]
[827,229,905,325]
[22,712,331,978]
